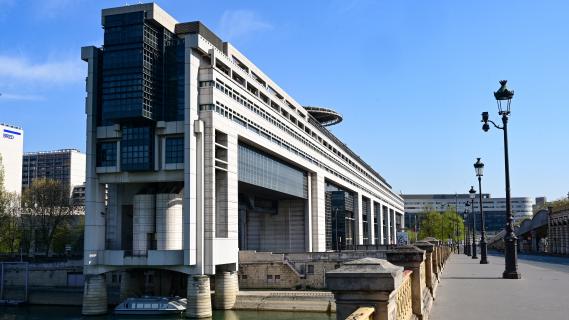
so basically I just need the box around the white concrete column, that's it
[369,200,376,245]
[385,206,392,244]
[82,47,106,273]
[378,203,384,245]
[391,208,397,244]
[183,37,201,267]
[310,172,326,252]
[356,193,363,245]
[202,114,215,274]
[156,193,183,250]
[306,174,313,251]
[225,131,239,258]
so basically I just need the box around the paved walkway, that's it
[430,253,569,320]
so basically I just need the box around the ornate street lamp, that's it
[481,80,521,279]
[464,206,471,256]
[461,215,467,255]
[474,158,489,264]
[469,186,478,259]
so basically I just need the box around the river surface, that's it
[0,305,334,320]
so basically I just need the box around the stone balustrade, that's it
[327,238,452,320]
[396,271,413,320]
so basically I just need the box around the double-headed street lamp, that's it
[474,158,489,264]
[481,80,521,279]
[469,186,477,259]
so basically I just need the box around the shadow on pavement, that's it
[441,277,502,280]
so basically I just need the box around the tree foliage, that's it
[0,192,22,253]
[417,205,464,242]
[0,156,22,253]
[21,179,80,256]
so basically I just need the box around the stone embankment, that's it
[326,238,451,320]
[1,239,451,320]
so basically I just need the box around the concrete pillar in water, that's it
[214,271,238,309]
[82,274,108,315]
[186,275,212,318]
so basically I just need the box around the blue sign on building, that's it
[3,129,21,140]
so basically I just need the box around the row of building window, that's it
[96,136,184,168]
[211,54,389,191]
[209,79,392,201]
[200,101,397,207]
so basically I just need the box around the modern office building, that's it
[403,193,534,233]
[0,123,24,194]
[80,3,404,315]
[22,149,86,195]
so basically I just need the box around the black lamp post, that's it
[481,80,521,279]
[462,215,467,255]
[469,186,478,259]
[464,206,471,256]
[474,158,489,264]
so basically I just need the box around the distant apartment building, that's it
[0,123,24,194]
[403,193,534,233]
[22,149,86,197]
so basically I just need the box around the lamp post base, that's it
[502,271,522,279]
[480,240,488,264]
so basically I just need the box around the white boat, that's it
[114,296,187,315]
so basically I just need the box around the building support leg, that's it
[214,271,238,310]
[186,275,212,318]
[82,274,108,315]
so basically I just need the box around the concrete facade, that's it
[80,3,404,312]
[22,149,86,196]
[0,123,24,194]
[549,206,569,255]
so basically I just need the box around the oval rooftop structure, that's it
[304,106,343,126]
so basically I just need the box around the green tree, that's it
[417,205,464,242]
[0,155,23,254]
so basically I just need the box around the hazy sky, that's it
[1,0,568,201]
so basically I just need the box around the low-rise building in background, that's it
[22,149,86,196]
[403,193,535,234]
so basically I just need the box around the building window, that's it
[96,142,117,167]
[165,137,184,164]
[121,126,154,171]
[307,265,315,274]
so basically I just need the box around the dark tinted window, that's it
[165,137,184,164]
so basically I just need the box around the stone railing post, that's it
[326,257,404,320]
[414,241,435,300]
[386,245,430,319]
[423,238,443,272]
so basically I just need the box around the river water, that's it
[0,306,334,320]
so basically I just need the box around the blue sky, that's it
[1,0,568,201]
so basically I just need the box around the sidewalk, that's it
[430,253,569,320]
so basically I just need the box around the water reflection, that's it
[0,306,334,320]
